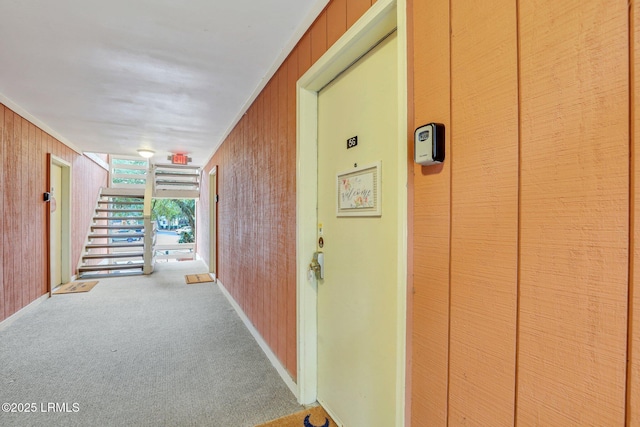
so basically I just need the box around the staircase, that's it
[77,188,149,278]
[76,156,200,279]
[153,163,200,199]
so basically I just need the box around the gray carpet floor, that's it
[0,261,302,426]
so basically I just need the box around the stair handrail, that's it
[143,162,156,274]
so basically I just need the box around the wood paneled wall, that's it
[631,1,640,424]
[449,0,520,424]
[0,104,107,323]
[197,0,376,381]
[407,0,450,423]
[518,1,629,424]
[410,0,631,425]
[0,106,4,322]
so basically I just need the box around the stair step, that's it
[155,164,199,170]
[155,180,200,187]
[82,252,144,260]
[78,271,143,279]
[88,233,145,240]
[100,188,145,198]
[95,208,143,213]
[155,171,199,178]
[78,263,143,272]
[93,216,143,221]
[90,224,142,230]
[85,242,144,249]
[97,201,143,205]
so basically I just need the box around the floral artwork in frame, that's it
[336,162,381,217]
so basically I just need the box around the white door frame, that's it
[209,166,218,278]
[48,154,72,294]
[296,0,408,423]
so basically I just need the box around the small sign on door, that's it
[336,161,381,217]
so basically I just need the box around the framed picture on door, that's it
[336,161,381,217]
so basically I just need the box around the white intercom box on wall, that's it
[414,123,445,166]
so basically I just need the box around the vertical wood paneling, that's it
[269,77,278,349]
[518,1,629,425]
[272,72,280,360]
[630,0,640,423]
[38,129,45,295]
[9,112,20,317]
[44,133,52,293]
[28,124,36,303]
[249,99,257,331]
[47,134,52,164]
[9,114,18,314]
[277,65,289,365]
[270,77,279,354]
[251,100,259,330]
[311,11,328,64]
[257,88,266,337]
[237,110,247,318]
[346,0,372,28]
[286,48,298,376]
[4,111,14,318]
[449,0,519,425]
[261,86,270,343]
[20,119,29,308]
[0,106,4,321]
[20,119,27,304]
[52,131,58,158]
[260,84,269,343]
[234,117,245,314]
[297,33,312,78]
[410,0,451,424]
[254,98,262,328]
[326,0,347,48]
[233,117,242,317]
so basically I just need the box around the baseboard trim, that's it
[216,279,298,399]
[0,293,49,332]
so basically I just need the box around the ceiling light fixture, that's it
[137,149,155,159]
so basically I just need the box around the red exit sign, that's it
[171,153,189,165]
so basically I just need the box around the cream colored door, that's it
[316,32,399,426]
[50,163,63,289]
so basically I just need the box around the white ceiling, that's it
[0,0,328,166]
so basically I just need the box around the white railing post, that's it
[108,156,114,188]
[143,162,155,274]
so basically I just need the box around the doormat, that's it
[185,274,214,284]
[53,281,99,294]
[255,405,336,427]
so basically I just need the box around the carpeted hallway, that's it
[0,261,302,426]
